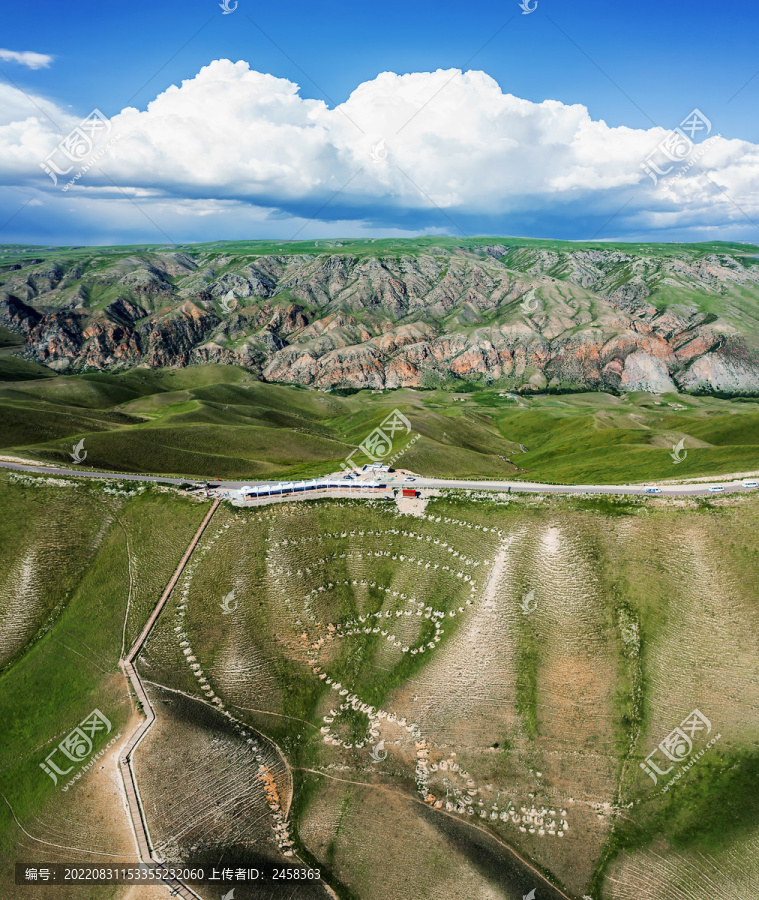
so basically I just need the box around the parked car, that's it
[644,487,662,494]
[708,485,725,493]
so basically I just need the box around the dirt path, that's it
[118,499,220,900]
[0,791,128,858]
[294,766,574,900]
[116,498,335,899]
[115,513,135,661]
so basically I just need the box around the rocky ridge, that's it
[2,242,758,394]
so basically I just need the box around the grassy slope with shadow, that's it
[1,369,758,482]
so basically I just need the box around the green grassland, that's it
[0,471,757,898]
[137,490,759,899]
[0,328,23,349]
[0,473,207,895]
[0,364,757,483]
[3,236,758,263]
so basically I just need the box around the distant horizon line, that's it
[2,236,758,251]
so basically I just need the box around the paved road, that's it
[0,460,187,485]
[409,476,757,496]
[1,459,756,496]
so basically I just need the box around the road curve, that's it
[1,459,756,497]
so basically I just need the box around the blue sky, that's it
[1,0,758,244]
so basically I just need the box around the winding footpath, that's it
[119,499,220,900]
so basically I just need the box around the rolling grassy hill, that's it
[3,471,757,899]
[0,364,757,483]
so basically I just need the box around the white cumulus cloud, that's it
[1,59,758,242]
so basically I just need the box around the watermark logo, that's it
[670,438,687,464]
[40,709,112,786]
[70,439,87,464]
[340,408,418,471]
[369,740,388,763]
[520,290,540,314]
[680,111,711,139]
[523,890,536,900]
[40,109,117,190]
[221,890,235,900]
[220,589,237,614]
[640,708,718,789]
[370,139,387,163]
[520,589,537,615]
[641,109,717,186]
[221,290,238,313]
[219,0,237,13]
[519,0,538,13]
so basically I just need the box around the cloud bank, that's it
[1,59,758,242]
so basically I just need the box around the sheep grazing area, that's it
[1,469,758,900]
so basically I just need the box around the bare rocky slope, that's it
[2,239,759,394]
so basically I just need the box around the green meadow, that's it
[0,473,206,883]
[0,363,757,483]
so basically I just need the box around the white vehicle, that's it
[708,485,725,493]
[404,476,416,482]
[644,487,662,494]
[742,480,758,488]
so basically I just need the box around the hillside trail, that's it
[118,499,219,900]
